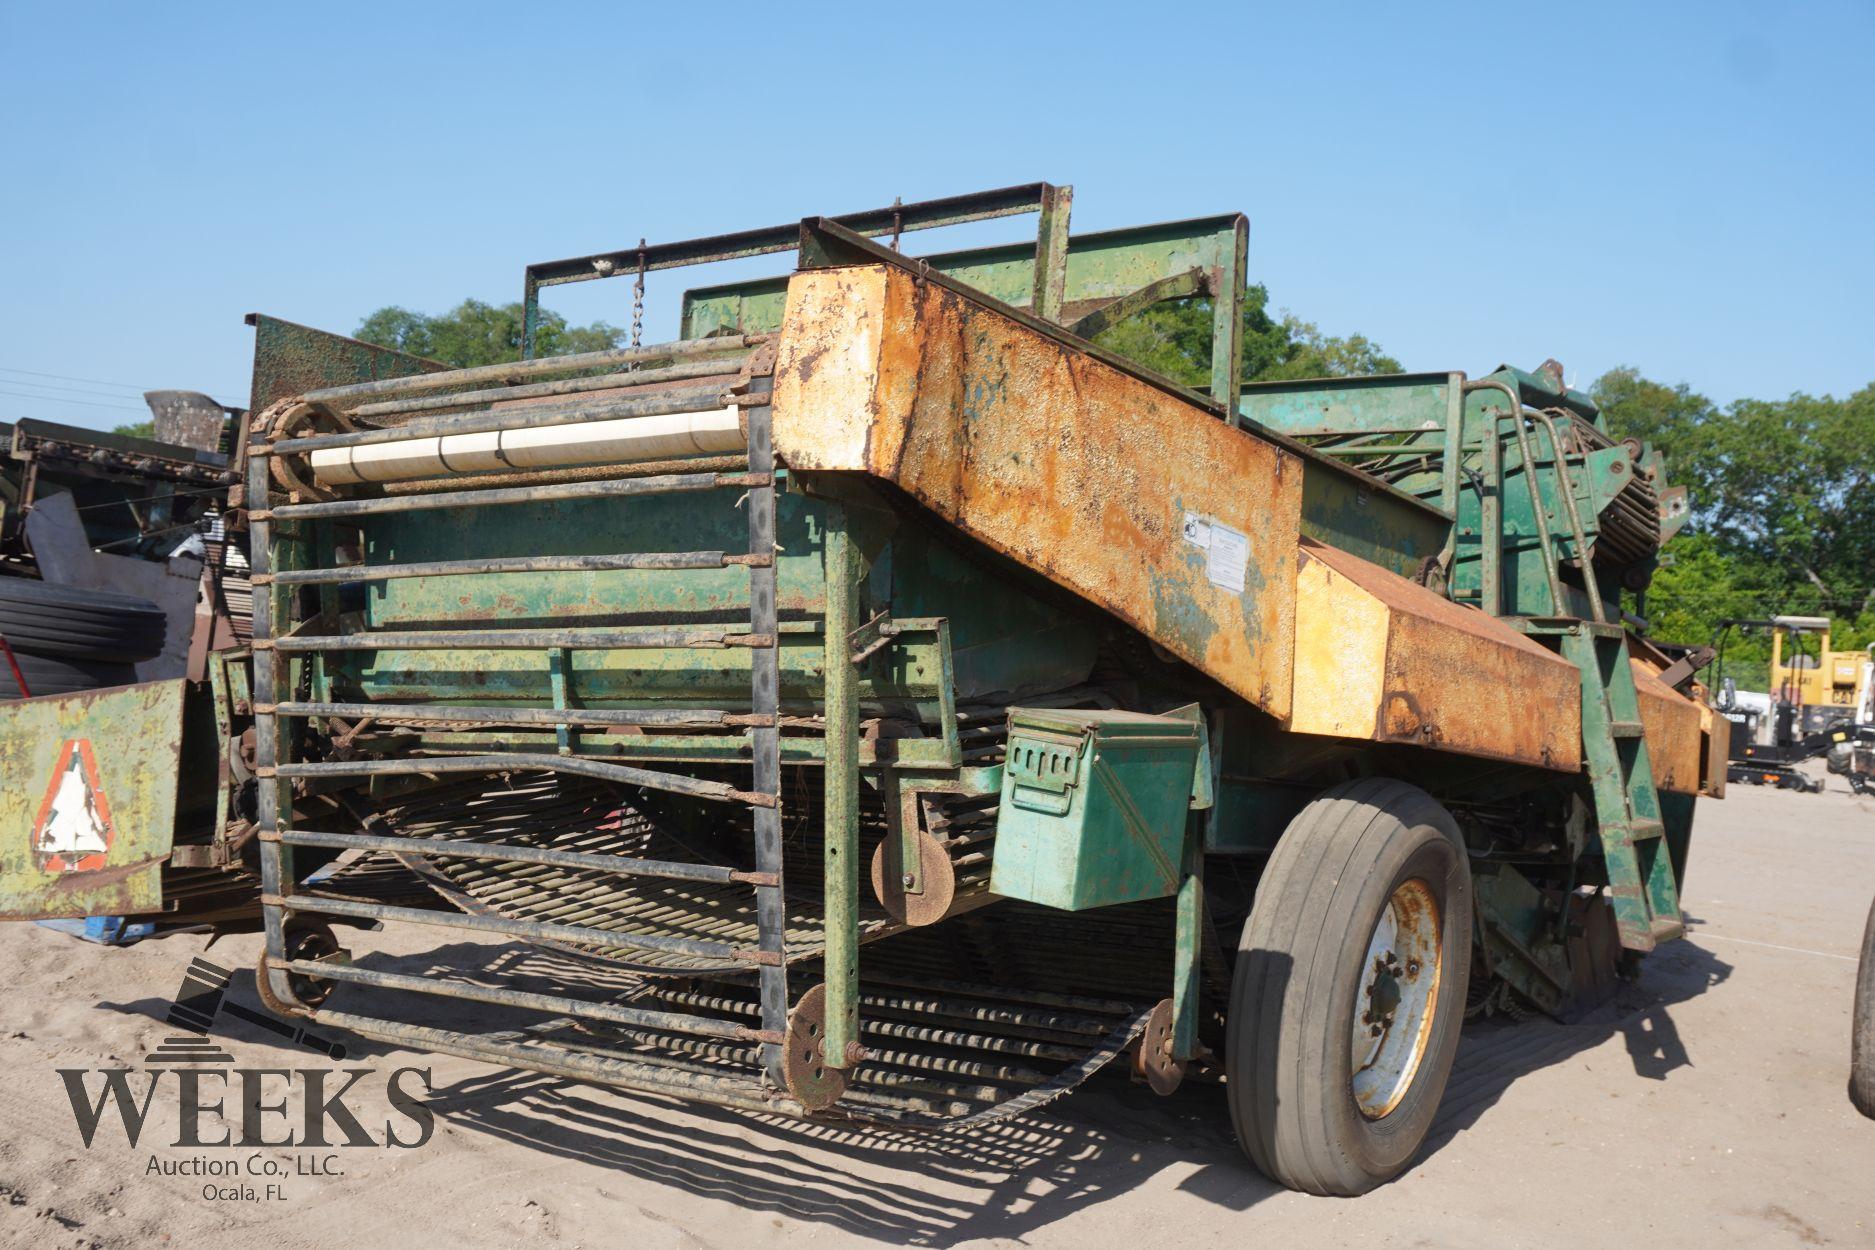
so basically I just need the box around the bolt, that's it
[901,872,916,888]
[1407,959,1421,977]
[1370,1024,1383,1037]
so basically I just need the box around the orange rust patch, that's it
[1631,658,1707,795]
[774,266,1300,717]
[1292,540,1582,771]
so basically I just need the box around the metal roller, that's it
[309,405,746,485]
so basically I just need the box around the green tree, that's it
[355,299,625,368]
[111,420,154,440]
[1594,366,1875,672]
[1090,285,1402,391]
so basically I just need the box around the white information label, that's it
[1206,523,1249,594]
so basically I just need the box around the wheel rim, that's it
[1350,878,1442,1119]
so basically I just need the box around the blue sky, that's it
[1,1,1870,431]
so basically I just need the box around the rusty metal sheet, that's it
[773,265,1299,717]
[0,680,184,919]
[1698,698,1729,798]
[1632,659,1706,796]
[1290,539,1582,770]
[246,313,448,419]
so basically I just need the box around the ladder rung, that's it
[260,752,777,807]
[269,827,776,888]
[259,550,761,586]
[259,470,766,522]
[1649,915,1685,943]
[1609,719,1646,739]
[263,626,772,652]
[1627,818,1667,841]
[263,892,781,965]
[264,700,769,729]
[284,959,780,1045]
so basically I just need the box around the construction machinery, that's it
[1714,617,1873,791]
[1767,616,1871,737]
[0,185,1724,1195]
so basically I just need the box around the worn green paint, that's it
[247,313,446,418]
[1030,184,1073,323]
[0,680,185,919]
[990,708,1202,911]
[682,215,1249,340]
[1239,372,1456,440]
[821,501,862,1068]
[1173,825,1204,1062]
[1297,461,1450,579]
[347,482,1096,720]
[1243,365,1680,617]
[1549,622,1683,951]
[1471,863,1571,1017]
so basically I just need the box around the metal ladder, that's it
[1549,621,1684,952]
[1480,392,1682,954]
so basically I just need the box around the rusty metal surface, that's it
[774,264,1300,717]
[1631,657,1707,795]
[0,680,184,919]
[245,313,448,420]
[1290,538,1583,770]
[1699,697,1730,797]
[141,390,228,452]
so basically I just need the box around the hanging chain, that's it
[628,239,647,370]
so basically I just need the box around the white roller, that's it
[309,406,747,486]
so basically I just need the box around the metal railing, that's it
[247,341,800,1086]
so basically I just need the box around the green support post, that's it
[1031,184,1073,324]
[520,273,541,361]
[1209,217,1249,423]
[548,646,574,755]
[821,502,862,1067]
[1172,822,1203,1061]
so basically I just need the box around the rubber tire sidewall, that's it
[1852,894,1875,1119]
[1228,778,1472,1196]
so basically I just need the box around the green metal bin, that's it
[990,707,1202,910]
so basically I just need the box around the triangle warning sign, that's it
[31,739,116,874]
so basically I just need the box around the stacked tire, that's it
[0,580,169,699]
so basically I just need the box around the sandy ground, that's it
[2,774,1872,1250]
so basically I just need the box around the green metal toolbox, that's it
[990,707,1202,910]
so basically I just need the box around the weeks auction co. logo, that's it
[57,957,434,1202]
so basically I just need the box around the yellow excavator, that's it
[1717,616,1873,790]
[1768,615,1872,736]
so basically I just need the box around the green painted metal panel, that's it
[1472,863,1571,1017]
[0,680,185,919]
[347,485,1097,713]
[247,313,448,417]
[1297,460,1451,579]
[990,708,1201,910]
[681,216,1247,338]
[1238,372,1455,437]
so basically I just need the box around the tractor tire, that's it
[1852,895,1875,1119]
[1227,778,1472,1195]
[0,580,168,664]
[2,651,137,699]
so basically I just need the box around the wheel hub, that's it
[1350,878,1442,1119]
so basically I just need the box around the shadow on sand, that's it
[92,924,1733,1243]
